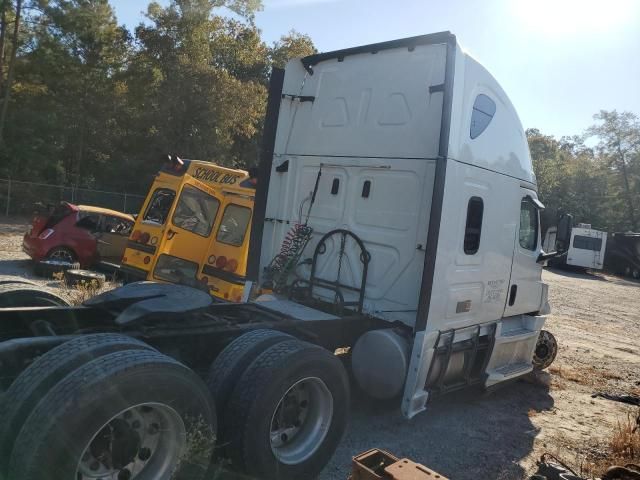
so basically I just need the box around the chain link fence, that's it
[0,179,146,217]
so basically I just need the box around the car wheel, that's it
[0,334,155,473]
[47,247,77,264]
[8,349,216,480]
[225,339,349,480]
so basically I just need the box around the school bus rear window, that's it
[143,188,176,225]
[172,184,220,237]
[217,204,252,246]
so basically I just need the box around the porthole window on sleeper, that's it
[470,94,496,139]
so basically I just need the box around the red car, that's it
[23,202,135,268]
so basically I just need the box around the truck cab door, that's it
[503,190,545,317]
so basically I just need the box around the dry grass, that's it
[577,411,640,478]
[52,271,114,305]
[548,365,623,387]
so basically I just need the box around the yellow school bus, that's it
[121,156,255,301]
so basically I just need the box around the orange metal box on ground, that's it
[120,155,255,301]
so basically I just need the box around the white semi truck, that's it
[0,32,570,480]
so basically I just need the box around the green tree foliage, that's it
[528,110,640,234]
[0,0,316,193]
[1,0,638,239]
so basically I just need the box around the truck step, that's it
[485,362,532,387]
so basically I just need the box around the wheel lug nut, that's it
[118,468,132,480]
[138,447,152,461]
[90,460,100,471]
[281,433,288,442]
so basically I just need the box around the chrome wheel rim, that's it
[50,249,74,263]
[269,377,333,465]
[76,403,186,480]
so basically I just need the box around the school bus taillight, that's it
[215,256,227,269]
[139,232,151,244]
[226,259,238,273]
[131,230,141,241]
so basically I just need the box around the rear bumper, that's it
[22,235,46,261]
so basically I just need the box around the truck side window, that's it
[464,197,483,254]
[519,198,538,251]
[143,189,176,225]
[470,94,496,139]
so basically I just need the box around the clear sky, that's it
[111,0,640,139]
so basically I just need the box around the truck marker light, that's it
[216,256,228,269]
[123,257,127,262]
[143,256,151,264]
[208,255,216,264]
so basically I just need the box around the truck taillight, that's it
[131,230,141,241]
[226,259,238,273]
[139,232,151,244]
[38,229,54,240]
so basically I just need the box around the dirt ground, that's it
[1,218,638,480]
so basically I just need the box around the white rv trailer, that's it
[253,31,566,420]
[543,223,607,270]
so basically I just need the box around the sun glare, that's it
[510,0,639,36]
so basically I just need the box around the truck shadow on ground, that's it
[321,378,554,480]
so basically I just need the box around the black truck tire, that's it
[33,258,80,278]
[207,329,293,416]
[533,330,558,370]
[0,283,70,307]
[224,339,349,480]
[0,334,155,472]
[64,269,106,288]
[8,349,217,480]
